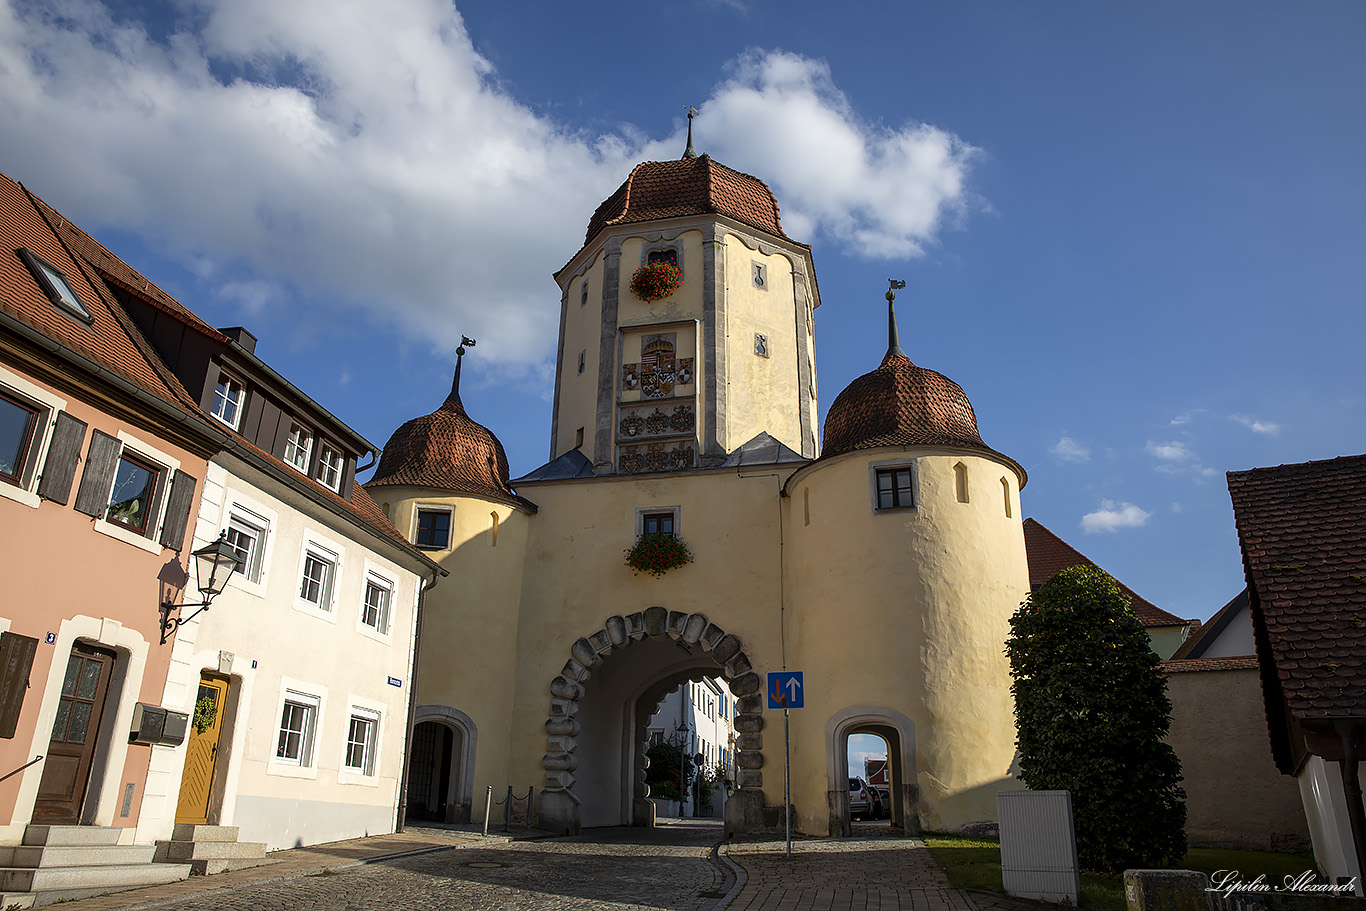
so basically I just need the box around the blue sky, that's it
[1,0,1362,630]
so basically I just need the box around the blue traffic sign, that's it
[767,671,804,709]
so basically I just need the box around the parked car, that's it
[875,787,890,818]
[848,777,874,820]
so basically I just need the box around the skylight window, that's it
[17,249,92,323]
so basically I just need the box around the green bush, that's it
[1005,565,1186,871]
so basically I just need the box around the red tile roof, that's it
[0,175,190,409]
[367,388,524,508]
[583,155,791,249]
[1228,454,1366,723]
[1161,656,1260,674]
[1022,518,1190,629]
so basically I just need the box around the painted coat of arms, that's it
[640,338,676,398]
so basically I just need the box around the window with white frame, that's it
[299,546,337,610]
[344,707,380,775]
[360,573,392,634]
[284,422,313,473]
[276,691,319,765]
[225,511,267,583]
[211,374,245,429]
[315,442,343,491]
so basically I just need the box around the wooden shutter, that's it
[36,413,87,505]
[158,470,198,550]
[73,430,122,517]
[0,632,39,739]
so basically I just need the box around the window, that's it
[574,427,584,449]
[284,422,313,473]
[647,248,678,272]
[17,248,92,323]
[1001,477,1012,518]
[954,462,969,503]
[0,392,40,487]
[344,708,380,775]
[276,692,318,765]
[578,350,586,375]
[225,511,267,583]
[876,467,913,510]
[650,730,664,745]
[414,507,452,549]
[315,442,343,491]
[211,375,245,429]
[299,547,336,610]
[642,511,674,536]
[361,574,392,634]
[106,452,162,534]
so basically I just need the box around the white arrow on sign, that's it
[785,676,802,700]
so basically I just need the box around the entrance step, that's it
[0,826,191,906]
[154,824,273,875]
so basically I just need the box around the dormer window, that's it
[315,442,343,492]
[17,248,92,324]
[285,422,313,473]
[211,374,245,429]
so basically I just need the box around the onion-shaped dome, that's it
[367,388,518,505]
[821,351,992,458]
[583,155,791,248]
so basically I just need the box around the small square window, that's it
[299,548,336,609]
[345,708,380,775]
[414,507,452,550]
[361,575,392,634]
[284,423,313,473]
[276,692,319,765]
[0,392,41,488]
[106,452,162,534]
[17,248,92,323]
[876,467,913,510]
[211,375,245,429]
[315,442,343,491]
[642,511,674,536]
[226,511,267,583]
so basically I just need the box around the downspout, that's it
[1336,721,1366,892]
[395,570,439,833]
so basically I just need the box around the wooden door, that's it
[33,643,115,823]
[174,675,228,825]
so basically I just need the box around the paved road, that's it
[133,820,727,911]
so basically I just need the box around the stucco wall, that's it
[0,361,205,842]
[141,460,426,851]
[1165,666,1309,850]
[554,251,604,463]
[785,447,1029,834]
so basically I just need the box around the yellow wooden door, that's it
[174,676,227,825]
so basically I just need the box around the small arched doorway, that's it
[827,706,919,836]
[406,706,477,823]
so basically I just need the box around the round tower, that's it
[782,285,1030,834]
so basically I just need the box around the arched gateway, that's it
[538,607,763,835]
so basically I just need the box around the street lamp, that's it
[160,532,240,644]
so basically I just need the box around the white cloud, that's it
[1231,415,1281,435]
[0,4,978,368]
[1081,500,1151,534]
[1170,409,1205,426]
[1146,440,1194,461]
[1049,435,1090,463]
[1171,502,1183,513]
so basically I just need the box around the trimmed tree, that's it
[1005,564,1186,871]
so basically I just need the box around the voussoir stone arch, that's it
[538,606,765,835]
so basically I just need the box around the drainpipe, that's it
[395,570,439,832]
[1337,721,1366,891]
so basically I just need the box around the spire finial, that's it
[450,335,477,401]
[885,280,906,358]
[682,105,699,159]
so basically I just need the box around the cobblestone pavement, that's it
[723,827,979,911]
[61,819,726,911]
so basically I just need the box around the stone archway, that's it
[408,705,477,823]
[537,606,766,835]
[826,706,919,836]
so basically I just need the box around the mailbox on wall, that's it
[129,703,189,747]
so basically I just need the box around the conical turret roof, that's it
[368,387,518,505]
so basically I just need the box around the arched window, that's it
[1001,477,1012,518]
[954,462,969,503]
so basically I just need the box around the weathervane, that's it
[451,335,477,400]
[886,280,906,358]
[682,105,699,159]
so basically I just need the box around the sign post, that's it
[767,671,804,857]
